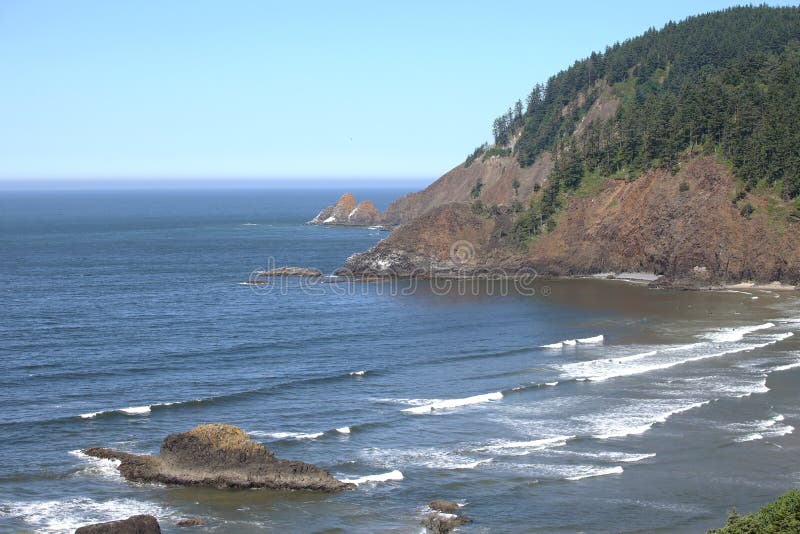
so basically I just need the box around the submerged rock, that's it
[83,424,352,492]
[74,514,161,534]
[428,500,460,514]
[421,500,472,533]
[176,518,203,527]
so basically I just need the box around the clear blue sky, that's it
[0,1,795,182]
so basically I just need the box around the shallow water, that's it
[1,189,799,533]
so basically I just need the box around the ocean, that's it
[1,188,799,533]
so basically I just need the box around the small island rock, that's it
[307,193,383,226]
[255,266,323,277]
[83,423,352,492]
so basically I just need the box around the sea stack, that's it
[307,193,382,226]
[82,423,353,492]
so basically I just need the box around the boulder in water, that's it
[83,423,352,492]
[74,514,161,534]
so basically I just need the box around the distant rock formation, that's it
[307,193,382,226]
[255,266,322,277]
[83,423,352,492]
[75,515,161,534]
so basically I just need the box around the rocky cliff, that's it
[317,7,800,286]
[342,158,800,286]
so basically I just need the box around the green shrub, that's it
[470,180,484,199]
[481,146,512,161]
[464,143,488,168]
[708,489,800,533]
[739,202,755,219]
[679,180,690,192]
[470,200,485,215]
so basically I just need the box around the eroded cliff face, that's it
[382,152,553,225]
[343,158,800,285]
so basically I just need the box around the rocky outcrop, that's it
[255,267,322,277]
[339,158,800,286]
[75,515,161,534]
[529,158,800,284]
[83,424,352,492]
[428,500,461,514]
[307,193,382,226]
[421,501,473,533]
[384,152,552,225]
[308,149,553,228]
[340,203,526,278]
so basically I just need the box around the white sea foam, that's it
[544,381,559,387]
[560,334,791,382]
[576,451,655,463]
[732,414,794,442]
[340,470,404,485]
[471,435,574,456]
[360,447,492,470]
[78,402,178,419]
[541,334,604,349]
[121,405,151,415]
[702,322,775,343]
[772,360,800,372]
[591,401,710,439]
[336,426,351,434]
[250,431,324,440]
[349,370,366,376]
[565,465,624,480]
[547,450,655,463]
[3,497,171,534]
[68,450,121,481]
[402,392,503,414]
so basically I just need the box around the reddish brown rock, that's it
[341,158,800,286]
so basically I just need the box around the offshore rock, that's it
[83,424,352,492]
[421,501,473,534]
[74,515,161,534]
[307,193,382,226]
[255,266,323,277]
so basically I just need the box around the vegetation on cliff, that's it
[479,6,800,242]
[708,489,800,533]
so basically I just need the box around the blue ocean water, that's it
[1,188,800,533]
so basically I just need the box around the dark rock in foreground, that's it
[83,424,352,492]
[255,266,323,277]
[75,514,161,534]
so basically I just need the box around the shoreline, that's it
[273,267,798,292]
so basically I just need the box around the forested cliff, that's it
[322,6,800,285]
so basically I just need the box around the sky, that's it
[0,1,796,184]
